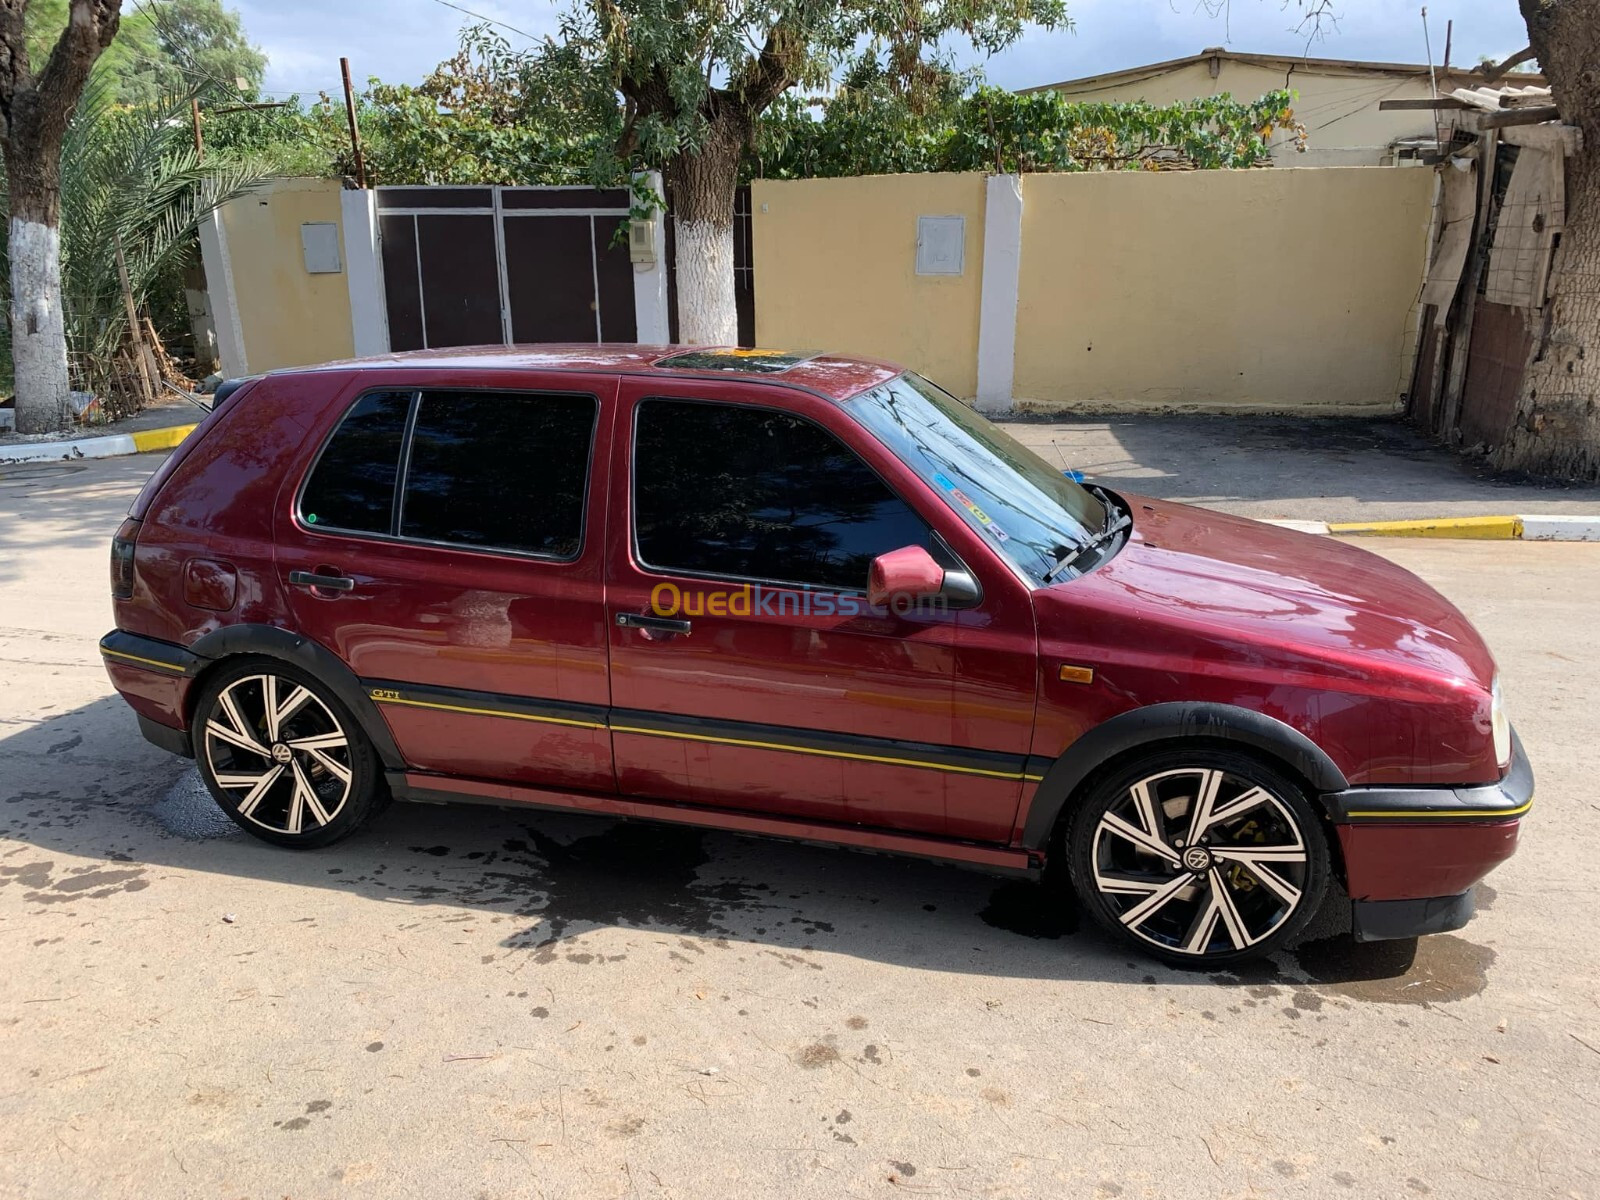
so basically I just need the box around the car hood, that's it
[1041,495,1496,692]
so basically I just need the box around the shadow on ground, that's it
[0,694,1502,1005]
[0,455,166,585]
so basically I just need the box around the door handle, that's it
[616,612,691,635]
[289,570,355,593]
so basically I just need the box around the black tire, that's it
[1064,747,1330,969]
[190,656,385,848]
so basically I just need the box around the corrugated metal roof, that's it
[1447,84,1555,111]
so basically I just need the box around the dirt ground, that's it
[2,451,1597,1199]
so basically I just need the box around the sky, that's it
[237,0,1534,102]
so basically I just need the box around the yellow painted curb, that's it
[1328,515,1523,540]
[130,424,198,452]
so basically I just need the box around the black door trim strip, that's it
[364,678,610,731]
[362,678,1044,782]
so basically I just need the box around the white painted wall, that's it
[975,175,1023,413]
[197,209,248,377]
[341,189,389,357]
[631,170,671,344]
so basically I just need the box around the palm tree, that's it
[3,76,272,422]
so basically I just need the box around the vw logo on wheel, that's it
[1182,845,1213,873]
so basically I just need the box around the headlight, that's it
[1491,678,1511,768]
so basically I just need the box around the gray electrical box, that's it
[300,222,342,274]
[915,215,965,276]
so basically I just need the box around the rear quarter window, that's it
[297,387,598,559]
[299,391,412,534]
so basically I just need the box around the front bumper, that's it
[1326,728,1532,941]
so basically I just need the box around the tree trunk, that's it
[1496,0,1600,479]
[8,203,71,431]
[663,110,747,345]
[0,0,124,433]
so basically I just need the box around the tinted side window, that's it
[634,399,930,590]
[401,390,596,558]
[301,390,413,534]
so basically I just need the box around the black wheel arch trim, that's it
[184,624,407,772]
[1020,702,1349,850]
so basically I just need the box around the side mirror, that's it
[867,545,949,608]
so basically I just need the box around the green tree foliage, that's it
[302,22,1299,188]
[120,0,265,104]
[202,26,625,187]
[757,84,1301,178]
[23,0,263,105]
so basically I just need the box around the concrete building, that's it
[1024,48,1546,167]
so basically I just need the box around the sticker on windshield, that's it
[934,473,1010,544]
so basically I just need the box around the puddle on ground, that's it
[148,768,240,841]
[979,878,1079,939]
[1291,934,1494,1005]
[482,822,777,951]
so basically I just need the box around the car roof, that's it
[277,344,906,403]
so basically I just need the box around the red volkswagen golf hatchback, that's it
[102,346,1531,967]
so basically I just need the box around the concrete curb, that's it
[1267,515,1600,542]
[0,423,197,465]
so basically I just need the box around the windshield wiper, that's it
[1043,492,1130,582]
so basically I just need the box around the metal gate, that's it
[376,185,637,351]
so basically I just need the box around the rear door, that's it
[275,373,616,793]
[603,375,1039,843]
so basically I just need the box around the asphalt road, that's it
[2,452,1597,1200]
[1002,414,1600,522]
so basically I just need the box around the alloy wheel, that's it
[1089,766,1310,958]
[201,673,354,835]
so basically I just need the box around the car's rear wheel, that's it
[191,658,384,848]
[1065,748,1329,968]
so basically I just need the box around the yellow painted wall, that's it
[1044,61,1499,166]
[1012,167,1434,413]
[752,173,986,398]
[220,177,354,371]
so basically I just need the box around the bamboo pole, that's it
[114,233,158,406]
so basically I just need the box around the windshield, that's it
[846,374,1109,587]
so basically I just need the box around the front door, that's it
[275,374,617,794]
[604,376,1039,844]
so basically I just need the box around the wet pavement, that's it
[2,452,1596,1199]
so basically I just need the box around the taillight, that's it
[111,518,141,599]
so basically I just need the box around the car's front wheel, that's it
[1065,748,1330,968]
[191,657,384,848]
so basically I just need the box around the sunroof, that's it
[655,349,815,375]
